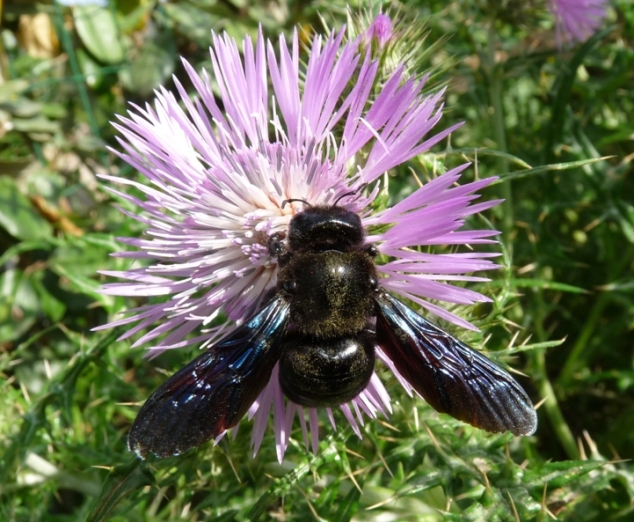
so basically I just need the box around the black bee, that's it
[129,204,537,458]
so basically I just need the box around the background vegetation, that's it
[1,0,632,520]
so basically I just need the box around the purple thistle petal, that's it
[326,409,337,432]
[547,0,609,47]
[366,13,393,48]
[376,346,414,397]
[341,403,362,438]
[297,406,309,452]
[248,369,275,456]
[353,401,365,428]
[309,408,319,455]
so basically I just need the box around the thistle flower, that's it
[100,25,502,462]
[365,12,393,48]
[547,0,609,46]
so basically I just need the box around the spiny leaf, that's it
[521,460,606,489]
[86,459,156,522]
[492,157,610,184]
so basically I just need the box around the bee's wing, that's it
[128,295,291,458]
[375,291,537,436]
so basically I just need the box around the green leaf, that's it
[495,338,565,356]
[598,278,634,293]
[74,5,125,64]
[118,31,176,97]
[545,27,612,161]
[1,328,119,487]
[327,485,359,521]
[162,2,228,45]
[40,102,67,119]
[48,236,119,308]
[522,460,605,489]
[117,0,154,34]
[492,157,609,184]
[0,269,39,343]
[11,116,60,134]
[0,177,53,241]
[490,277,589,294]
[443,147,532,169]
[0,79,29,101]
[77,47,106,89]
[615,200,634,244]
[0,239,56,267]
[248,440,339,520]
[0,97,41,117]
[87,459,155,522]
[49,258,106,305]
[29,271,67,323]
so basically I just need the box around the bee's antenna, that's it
[332,183,369,207]
[281,198,311,209]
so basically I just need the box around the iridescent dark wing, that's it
[128,295,291,458]
[375,291,537,436]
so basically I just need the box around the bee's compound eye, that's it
[369,275,378,290]
[283,280,298,294]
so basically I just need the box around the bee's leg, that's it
[268,231,292,266]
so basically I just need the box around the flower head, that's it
[365,13,393,48]
[547,0,609,46]
[100,27,501,462]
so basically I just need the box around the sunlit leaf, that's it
[118,31,176,97]
[0,177,53,241]
[74,5,125,64]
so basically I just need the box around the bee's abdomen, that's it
[278,332,376,407]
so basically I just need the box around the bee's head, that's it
[288,205,365,253]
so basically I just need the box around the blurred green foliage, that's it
[1,0,633,520]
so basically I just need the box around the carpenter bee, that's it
[129,204,537,458]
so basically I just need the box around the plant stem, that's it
[532,288,579,459]
[486,22,513,257]
[486,20,577,459]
